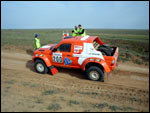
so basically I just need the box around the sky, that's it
[1,1,149,29]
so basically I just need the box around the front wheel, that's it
[34,60,48,74]
[86,66,104,82]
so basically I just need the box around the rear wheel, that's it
[34,60,48,74]
[86,66,104,82]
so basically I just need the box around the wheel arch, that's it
[81,58,111,73]
[85,62,104,72]
[33,57,52,67]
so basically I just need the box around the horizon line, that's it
[1,28,149,30]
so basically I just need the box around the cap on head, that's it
[35,34,39,37]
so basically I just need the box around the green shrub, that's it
[109,105,122,111]
[134,59,143,65]
[93,102,108,109]
[35,98,43,104]
[47,103,61,111]
[69,100,80,106]
[42,90,57,95]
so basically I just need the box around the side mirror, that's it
[52,48,57,52]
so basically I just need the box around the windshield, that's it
[50,45,56,50]
[50,40,62,50]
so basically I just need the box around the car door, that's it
[52,43,73,68]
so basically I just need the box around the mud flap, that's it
[49,66,58,75]
[106,72,110,80]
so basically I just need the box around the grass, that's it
[17,102,22,105]
[92,102,137,111]
[107,94,113,99]
[23,82,30,86]
[4,80,15,84]
[134,59,144,65]
[109,105,122,111]
[47,103,62,111]
[42,90,57,95]
[130,97,138,103]
[60,97,65,101]
[1,29,63,46]
[23,82,40,88]
[122,107,136,111]
[1,29,149,65]
[69,100,80,106]
[30,84,40,88]
[93,102,108,109]
[4,86,11,93]
[35,98,43,104]
[77,91,98,95]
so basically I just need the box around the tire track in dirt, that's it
[1,50,149,107]
[2,67,149,108]
[115,62,149,74]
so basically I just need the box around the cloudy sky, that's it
[1,1,149,29]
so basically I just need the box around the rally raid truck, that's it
[32,35,119,82]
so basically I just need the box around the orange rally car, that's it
[32,35,119,82]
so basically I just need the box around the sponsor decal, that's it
[89,48,94,51]
[74,45,83,50]
[89,53,100,55]
[74,49,79,53]
[74,45,83,53]
[77,43,105,65]
[73,54,82,57]
[64,57,72,65]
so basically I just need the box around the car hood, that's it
[34,44,56,54]
[40,44,56,49]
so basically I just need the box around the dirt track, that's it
[1,49,149,112]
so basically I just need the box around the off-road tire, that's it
[86,66,104,82]
[98,47,111,56]
[34,60,48,74]
[100,44,112,51]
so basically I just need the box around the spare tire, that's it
[98,47,111,56]
[99,44,112,52]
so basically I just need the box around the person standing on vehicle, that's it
[72,26,79,36]
[33,34,41,50]
[78,24,86,36]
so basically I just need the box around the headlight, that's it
[40,54,44,57]
[89,58,94,61]
[111,60,115,65]
[96,59,101,62]
[35,54,38,56]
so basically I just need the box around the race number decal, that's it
[52,53,62,63]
